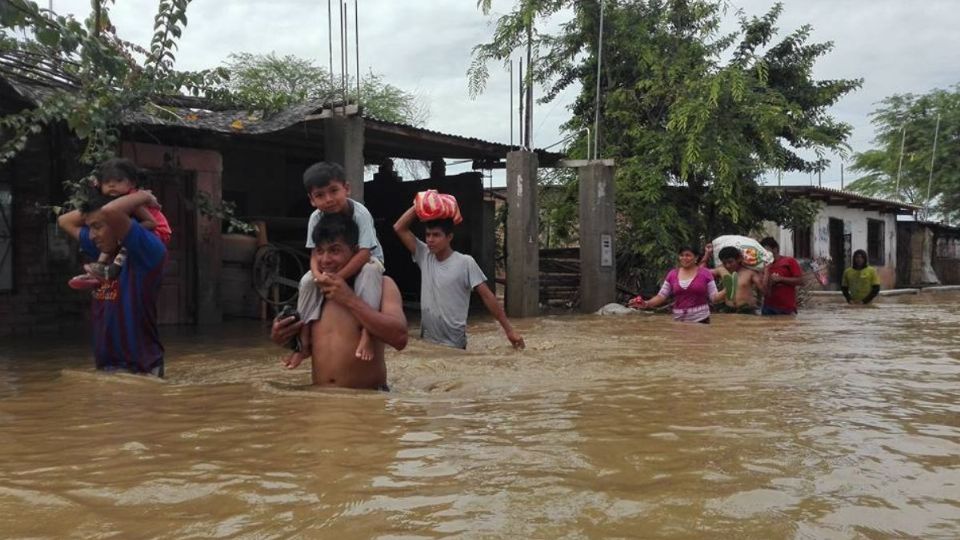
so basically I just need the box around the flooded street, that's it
[2,294,959,538]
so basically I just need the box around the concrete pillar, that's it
[373,159,401,183]
[577,161,617,313]
[505,150,539,317]
[324,115,365,202]
[479,198,497,292]
[430,159,446,180]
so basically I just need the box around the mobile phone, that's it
[276,304,302,352]
[277,304,300,322]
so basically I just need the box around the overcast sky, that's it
[47,0,960,187]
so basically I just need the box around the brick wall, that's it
[1,133,227,336]
[0,130,90,337]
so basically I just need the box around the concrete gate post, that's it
[324,115,365,202]
[505,150,539,317]
[577,160,617,313]
[480,198,498,292]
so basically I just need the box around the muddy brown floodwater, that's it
[1,294,959,538]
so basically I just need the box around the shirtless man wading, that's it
[270,213,407,390]
[714,245,765,314]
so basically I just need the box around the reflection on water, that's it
[2,295,959,538]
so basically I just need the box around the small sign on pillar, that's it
[600,234,613,267]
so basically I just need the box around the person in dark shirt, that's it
[58,189,167,375]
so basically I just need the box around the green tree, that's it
[848,85,960,223]
[0,1,258,230]
[222,52,428,125]
[470,1,858,286]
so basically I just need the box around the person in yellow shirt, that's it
[841,250,880,304]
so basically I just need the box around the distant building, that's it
[762,186,917,289]
[897,220,960,287]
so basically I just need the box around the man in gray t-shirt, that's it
[394,204,525,350]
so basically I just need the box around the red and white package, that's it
[414,190,463,225]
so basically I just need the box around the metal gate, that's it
[0,184,12,291]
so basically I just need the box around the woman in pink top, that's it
[628,246,722,323]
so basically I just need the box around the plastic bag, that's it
[414,190,463,225]
[711,235,773,271]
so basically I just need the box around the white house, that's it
[762,186,917,289]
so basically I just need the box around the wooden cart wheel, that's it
[252,244,304,307]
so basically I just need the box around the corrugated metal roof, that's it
[365,117,513,152]
[1,74,562,163]
[770,185,919,214]
[914,220,960,234]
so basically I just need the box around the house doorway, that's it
[829,218,845,285]
[141,170,197,325]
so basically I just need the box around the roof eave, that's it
[771,185,919,215]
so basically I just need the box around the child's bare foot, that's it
[283,351,307,369]
[83,262,110,281]
[355,332,375,362]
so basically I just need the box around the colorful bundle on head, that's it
[740,247,761,267]
[414,190,463,225]
[711,235,774,271]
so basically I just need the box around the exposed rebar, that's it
[894,124,906,200]
[354,0,360,106]
[593,0,605,160]
[519,58,524,149]
[344,2,349,109]
[328,0,334,90]
[924,113,941,218]
[524,22,533,150]
[340,1,346,111]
